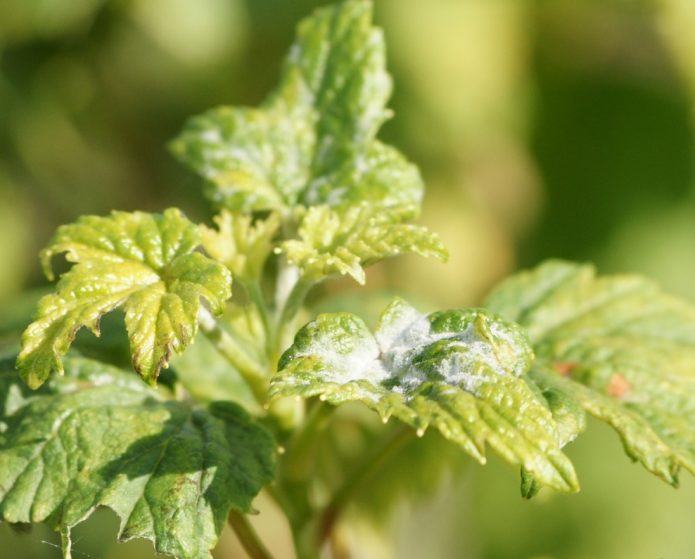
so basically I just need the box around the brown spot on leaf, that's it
[607,373,631,398]
[552,361,576,376]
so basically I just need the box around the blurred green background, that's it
[2,0,695,557]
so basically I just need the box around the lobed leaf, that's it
[485,260,695,487]
[278,204,447,284]
[200,210,280,283]
[272,298,578,493]
[170,0,423,214]
[18,209,232,388]
[0,356,275,559]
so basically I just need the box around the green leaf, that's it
[0,355,275,559]
[519,386,586,498]
[170,0,423,214]
[272,298,578,493]
[18,208,232,388]
[200,210,280,283]
[485,260,695,486]
[278,204,447,284]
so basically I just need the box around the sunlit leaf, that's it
[486,260,695,487]
[170,0,423,214]
[18,209,232,388]
[272,298,578,492]
[278,204,447,284]
[200,210,280,283]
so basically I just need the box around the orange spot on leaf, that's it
[552,362,576,376]
[607,373,631,398]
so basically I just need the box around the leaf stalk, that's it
[198,307,269,404]
[228,509,275,559]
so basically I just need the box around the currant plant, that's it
[2,1,695,558]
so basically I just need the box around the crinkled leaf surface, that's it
[18,209,232,388]
[272,298,578,492]
[279,204,447,284]
[485,260,695,486]
[200,210,280,283]
[170,0,423,214]
[0,355,275,559]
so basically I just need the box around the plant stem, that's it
[318,424,414,546]
[60,526,72,559]
[228,509,275,559]
[274,401,336,549]
[279,278,311,325]
[198,307,268,404]
[274,278,312,359]
[245,280,274,355]
[281,400,335,482]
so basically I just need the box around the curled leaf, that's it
[200,210,280,283]
[272,298,578,493]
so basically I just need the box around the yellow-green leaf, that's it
[486,260,695,487]
[278,204,447,284]
[18,209,232,388]
[200,210,280,283]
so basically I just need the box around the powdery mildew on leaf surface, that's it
[0,356,275,559]
[272,298,578,492]
[170,0,423,214]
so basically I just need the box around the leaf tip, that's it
[39,247,56,281]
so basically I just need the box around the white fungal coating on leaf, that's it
[374,299,532,396]
[170,0,423,215]
[272,297,576,493]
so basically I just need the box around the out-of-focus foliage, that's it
[3,0,695,557]
[486,260,695,492]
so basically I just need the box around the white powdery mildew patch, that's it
[432,353,491,396]
[321,335,387,385]
[283,303,525,405]
[375,302,516,397]
[294,340,387,405]
[294,326,389,389]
